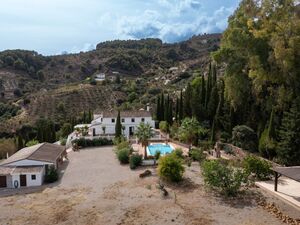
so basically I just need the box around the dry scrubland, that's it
[0,146,299,225]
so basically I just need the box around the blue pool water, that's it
[147,144,173,156]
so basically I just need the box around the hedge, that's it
[72,138,113,148]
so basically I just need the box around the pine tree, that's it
[277,98,300,166]
[115,110,122,138]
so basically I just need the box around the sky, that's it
[0,0,240,55]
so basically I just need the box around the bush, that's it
[72,138,113,148]
[243,155,272,181]
[172,148,184,158]
[202,160,247,197]
[45,166,59,183]
[198,141,214,151]
[258,129,276,159]
[158,154,185,182]
[154,151,161,160]
[115,140,130,152]
[189,148,205,162]
[60,138,67,146]
[129,154,143,169]
[159,121,169,133]
[232,125,258,152]
[117,148,131,164]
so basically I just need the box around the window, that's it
[121,118,125,123]
[31,175,36,180]
[141,118,145,122]
[112,118,115,123]
[131,118,135,123]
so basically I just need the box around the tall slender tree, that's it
[179,90,183,122]
[115,110,122,138]
[156,95,161,121]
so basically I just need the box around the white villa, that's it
[0,143,66,188]
[89,110,155,138]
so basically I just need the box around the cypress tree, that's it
[179,90,183,122]
[277,98,300,166]
[205,64,212,109]
[207,86,219,122]
[115,110,122,138]
[160,93,165,121]
[201,75,206,105]
[268,108,275,139]
[17,135,24,150]
[175,97,179,122]
[184,83,193,117]
[212,63,217,88]
[164,94,170,121]
[156,95,161,121]
[168,100,173,125]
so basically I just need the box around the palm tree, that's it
[135,122,154,159]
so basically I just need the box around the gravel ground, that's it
[0,146,298,225]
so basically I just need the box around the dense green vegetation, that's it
[0,103,20,121]
[155,0,300,166]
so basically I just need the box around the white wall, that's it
[91,116,155,137]
[10,167,45,188]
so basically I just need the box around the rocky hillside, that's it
[0,33,221,135]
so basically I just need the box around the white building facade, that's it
[89,110,155,138]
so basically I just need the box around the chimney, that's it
[146,103,150,112]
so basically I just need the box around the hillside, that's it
[0,33,221,135]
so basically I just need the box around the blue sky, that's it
[0,0,240,55]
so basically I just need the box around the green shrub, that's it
[258,129,276,159]
[202,160,247,197]
[60,138,67,146]
[117,148,131,164]
[172,148,184,158]
[158,154,185,182]
[115,140,130,151]
[72,138,113,148]
[159,121,169,133]
[243,155,272,181]
[190,148,205,162]
[198,141,214,151]
[232,125,258,152]
[154,151,161,160]
[129,154,143,169]
[45,166,59,183]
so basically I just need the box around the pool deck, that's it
[132,141,189,157]
[256,177,300,210]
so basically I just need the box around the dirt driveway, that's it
[0,146,298,225]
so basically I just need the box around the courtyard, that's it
[0,146,299,225]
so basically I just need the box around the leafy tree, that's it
[232,125,258,152]
[60,123,72,138]
[25,139,39,147]
[135,122,154,158]
[178,117,205,145]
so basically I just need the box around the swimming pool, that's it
[147,143,174,156]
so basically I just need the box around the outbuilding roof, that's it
[0,143,65,166]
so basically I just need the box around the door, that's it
[0,176,6,188]
[129,126,134,136]
[20,175,27,187]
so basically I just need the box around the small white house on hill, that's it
[89,110,155,138]
[0,143,66,188]
[95,73,105,81]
